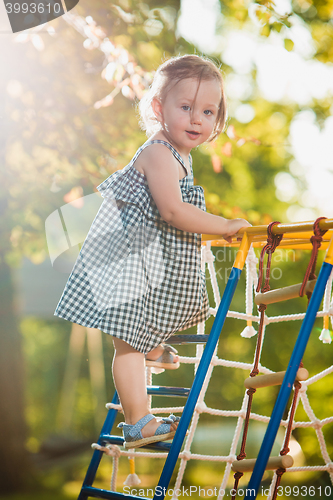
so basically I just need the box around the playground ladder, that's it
[77,235,248,500]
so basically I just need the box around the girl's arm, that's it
[139,144,250,238]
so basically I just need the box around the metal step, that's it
[166,334,209,344]
[81,485,145,500]
[147,385,190,397]
[100,433,172,451]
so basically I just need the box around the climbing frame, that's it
[77,218,333,500]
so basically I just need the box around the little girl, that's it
[55,54,250,449]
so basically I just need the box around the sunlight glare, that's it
[275,172,298,202]
[177,0,220,54]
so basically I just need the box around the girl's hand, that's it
[222,219,252,243]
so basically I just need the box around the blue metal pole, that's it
[244,261,333,500]
[78,391,120,500]
[154,266,243,500]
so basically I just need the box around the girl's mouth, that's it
[186,130,200,139]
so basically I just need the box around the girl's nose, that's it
[191,109,202,124]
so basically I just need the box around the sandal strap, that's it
[146,344,178,365]
[117,413,155,440]
[162,344,178,355]
[128,413,155,439]
[118,414,179,442]
[145,344,178,362]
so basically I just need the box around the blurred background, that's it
[1,0,333,499]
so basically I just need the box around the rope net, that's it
[96,237,333,498]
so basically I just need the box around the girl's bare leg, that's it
[112,337,178,438]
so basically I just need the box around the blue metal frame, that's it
[78,392,120,500]
[244,260,333,500]
[77,265,243,500]
[154,267,243,500]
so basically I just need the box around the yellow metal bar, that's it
[324,234,333,265]
[233,231,251,270]
[237,219,333,237]
[203,240,331,251]
[202,220,333,250]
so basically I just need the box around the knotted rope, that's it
[271,468,287,500]
[300,217,327,298]
[232,223,284,498]
[256,221,283,294]
[91,443,121,491]
[270,379,303,499]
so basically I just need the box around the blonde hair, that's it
[139,54,227,142]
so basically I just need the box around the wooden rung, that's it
[255,280,316,305]
[231,455,294,472]
[244,367,309,389]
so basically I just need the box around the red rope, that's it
[280,381,301,455]
[256,222,283,293]
[231,472,243,500]
[272,468,286,500]
[250,304,266,377]
[299,217,327,297]
[237,387,256,461]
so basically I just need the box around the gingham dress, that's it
[54,140,209,353]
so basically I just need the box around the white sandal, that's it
[145,344,180,370]
[118,414,180,449]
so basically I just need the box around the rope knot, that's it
[256,222,283,293]
[300,217,327,297]
[202,246,215,263]
[236,450,246,460]
[313,418,322,430]
[280,447,289,455]
[181,451,191,461]
[275,468,286,478]
[91,443,121,458]
[196,402,208,413]
[234,471,244,480]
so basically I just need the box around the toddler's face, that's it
[157,77,221,154]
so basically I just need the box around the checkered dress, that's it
[54,140,209,353]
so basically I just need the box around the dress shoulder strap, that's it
[131,140,190,175]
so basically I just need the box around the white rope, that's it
[299,390,333,483]
[203,242,221,308]
[91,443,121,491]
[303,364,333,386]
[286,465,333,472]
[241,246,258,338]
[209,308,333,324]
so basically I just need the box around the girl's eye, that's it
[181,105,190,111]
[204,109,213,116]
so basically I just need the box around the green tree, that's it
[1,1,181,491]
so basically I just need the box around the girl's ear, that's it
[152,97,163,123]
